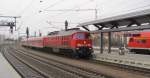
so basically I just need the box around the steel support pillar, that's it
[108,32,111,53]
[100,32,103,53]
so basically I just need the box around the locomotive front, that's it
[71,32,93,57]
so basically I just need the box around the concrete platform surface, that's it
[94,50,150,69]
[0,53,21,78]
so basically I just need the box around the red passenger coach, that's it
[22,28,93,58]
[128,32,150,54]
[22,37,44,48]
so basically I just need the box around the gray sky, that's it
[0,0,150,39]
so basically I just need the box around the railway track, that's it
[20,46,150,77]
[7,46,110,78]
[1,46,48,78]
[1,44,150,78]
[14,45,150,78]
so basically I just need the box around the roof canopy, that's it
[77,8,150,32]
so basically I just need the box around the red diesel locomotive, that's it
[128,32,150,54]
[22,28,93,58]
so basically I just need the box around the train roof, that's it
[127,31,150,37]
[22,36,43,41]
[47,28,88,37]
[22,28,89,41]
[139,32,150,37]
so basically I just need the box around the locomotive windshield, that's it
[73,33,90,40]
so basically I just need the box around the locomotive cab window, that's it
[73,33,90,40]
[73,33,85,40]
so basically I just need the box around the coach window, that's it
[129,38,134,42]
[141,39,146,43]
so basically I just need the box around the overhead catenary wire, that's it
[35,0,94,31]
[16,20,23,31]
[44,3,150,32]
[21,0,67,31]
[41,0,96,16]
[15,0,35,33]
[38,0,95,27]
[102,3,150,18]
[44,9,99,12]
[18,0,35,16]
[20,0,150,35]
[43,0,66,10]
[46,21,79,24]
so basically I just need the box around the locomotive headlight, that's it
[84,41,86,44]
[77,44,82,46]
[87,44,91,46]
[76,48,79,50]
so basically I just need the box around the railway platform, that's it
[0,52,21,78]
[93,49,150,69]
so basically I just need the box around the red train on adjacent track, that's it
[128,32,150,54]
[22,28,93,58]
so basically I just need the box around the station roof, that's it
[77,8,150,32]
